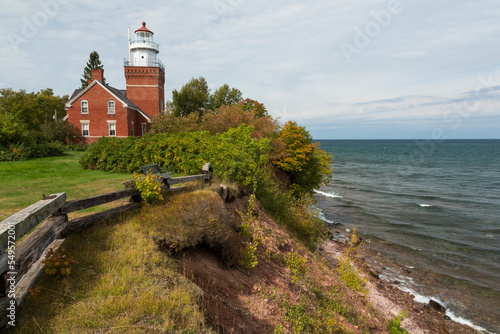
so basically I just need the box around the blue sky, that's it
[1,0,499,139]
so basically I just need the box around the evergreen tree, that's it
[80,51,106,89]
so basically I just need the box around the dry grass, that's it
[12,204,215,333]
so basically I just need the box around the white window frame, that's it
[141,123,147,136]
[81,100,88,114]
[107,100,115,114]
[80,122,89,137]
[108,122,116,137]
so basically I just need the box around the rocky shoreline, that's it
[321,228,490,334]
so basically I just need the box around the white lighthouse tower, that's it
[128,21,163,68]
[124,22,165,117]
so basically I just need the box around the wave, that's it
[314,189,342,199]
[419,203,434,207]
[397,287,493,333]
[318,211,340,225]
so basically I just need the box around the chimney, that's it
[89,68,104,85]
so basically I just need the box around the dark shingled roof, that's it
[67,82,151,120]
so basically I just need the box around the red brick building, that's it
[65,22,165,144]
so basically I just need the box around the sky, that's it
[1,0,499,139]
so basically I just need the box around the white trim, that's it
[81,122,89,137]
[141,122,147,136]
[106,120,117,123]
[107,100,115,114]
[66,80,152,122]
[108,122,116,137]
[79,120,90,123]
[81,100,88,114]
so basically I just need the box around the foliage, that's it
[240,98,268,117]
[209,83,243,110]
[238,194,260,269]
[171,76,210,117]
[15,204,215,333]
[152,101,279,140]
[337,228,369,296]
[387,311,409,334]
[0,88,77,160]
[273,121,333,196]
[42,248,78,278]
[254,171,328,250]
[80,51,106,89]
[134,171,163,203]
[0,142,65,162]
[80,124,271,187]
[240,240,259,269]
[286,251,307,283]
[171,77,246,117]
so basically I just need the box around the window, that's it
[131,121,134,136]
[81,123,89,136]
[81,100,88,114]
[141,123,147,136]
[108,123,116,136]
[107,101,115,114]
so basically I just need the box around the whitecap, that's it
[419,204,434,208]
[397,287,493,334]
[318,211,339,225]
[314,189,342,199]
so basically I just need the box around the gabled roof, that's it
[65,80,152,122]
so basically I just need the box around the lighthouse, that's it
[124,22,165,117]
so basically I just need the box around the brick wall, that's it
[67,83,132,145]
[124,66,165,117]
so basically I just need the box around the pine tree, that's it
[80,51,106,89]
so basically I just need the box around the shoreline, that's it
[322,226,493,334]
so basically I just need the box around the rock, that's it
[444,315,451,320]
[369,269,380,279]
[429,299,446,313]
[218,184,229,202]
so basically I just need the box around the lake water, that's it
[314,139,500,333]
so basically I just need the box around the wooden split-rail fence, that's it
[0,164,211,328]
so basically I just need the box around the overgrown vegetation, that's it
[337,228,369,296]
[0,88,80,161]
[13,205,215,333]
[134,171,164,203]
[387,311,409,334]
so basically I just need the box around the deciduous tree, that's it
[171,77,210,117]
[209,84,242,109]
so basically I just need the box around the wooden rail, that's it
[0,163,211,329]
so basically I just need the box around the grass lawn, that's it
[0,151,134,221]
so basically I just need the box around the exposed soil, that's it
[172,196,484,333]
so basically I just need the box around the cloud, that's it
[0,0,499,138]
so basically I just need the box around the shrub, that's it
[273,121,333,196]
[134,171,163,203]
[80,125,271,187]
[337,229,369,296]
[387,311,409,334]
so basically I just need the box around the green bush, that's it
[79,124,271,186]
[0,141,65,161]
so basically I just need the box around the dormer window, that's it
[81,100,88,114]
[108,100,115,114]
